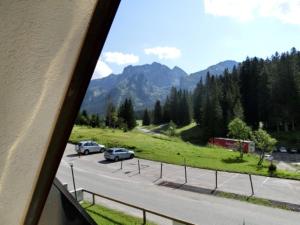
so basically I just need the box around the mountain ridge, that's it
[81,60,238,115]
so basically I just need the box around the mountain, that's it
[81,60,238,115]
[180,60,238,90]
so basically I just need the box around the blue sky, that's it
[93,0,300,79]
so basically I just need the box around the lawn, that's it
[70,126,300,179]
[81,201,156,225]
[142,122,204,145]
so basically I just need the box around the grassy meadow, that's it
[70,125,300,179]
[81,201,156,225]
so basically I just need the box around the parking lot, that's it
[62,144,300,206]
[273,151,300,163]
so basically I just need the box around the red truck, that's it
[209,137,255,153]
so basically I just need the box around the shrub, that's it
[166,121,176,136]
[268,163,277,175]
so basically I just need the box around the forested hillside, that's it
[146,48,300,141]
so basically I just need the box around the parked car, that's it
[290,148,298,154]
[75,141,105,155]
[279,146,288,153]
[264,154,273,161]
[104,148,135,161]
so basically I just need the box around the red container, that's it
[209,137,255,153]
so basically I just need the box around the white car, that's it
[290,148,298,154]
[279,146,287,153]
[264,154,273,161]
[75,141,105,155]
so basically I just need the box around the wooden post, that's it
[138,160,141,174]
[215,170,218,189]
[142,209,146,225]
[92,193,95,205]
[160,163,163,179]
[184,158,187,183]
[249,174,254,195]
[120,160,123,170]
[70,163,77,201]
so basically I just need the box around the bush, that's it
[268,163,277,175]
[166,121,176,136]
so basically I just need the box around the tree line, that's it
[143,48,300,141]
[76,98,136,131]
[102,98,136,131]
[75,110,102,128]
[143,88,193,126]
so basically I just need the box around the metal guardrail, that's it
[82,189,196,225]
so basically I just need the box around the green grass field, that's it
[81,201,156,225]
[70,126,300,179]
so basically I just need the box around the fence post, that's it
[184,158,187,183]
[160,163,163,178]
[92,193,95,205]
[70,163,77,201]
[215,170,218,189]
[120,160,123,170]
[249,174,254,196]
[138,160,141,174]
[143,209,146,225]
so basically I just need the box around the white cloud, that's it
[204,0,300,25]
[103,52,139,65]
[92,59,112,79]
[144,47,181,59]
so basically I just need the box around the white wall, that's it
[0,1,98,224]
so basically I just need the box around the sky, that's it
[92,0,300,79]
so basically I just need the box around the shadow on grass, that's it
[222,157,246,164]
[85,208,124,225]
[180,125,205,145]
[248,164,268,171]
[82,203,94,209]
[151,124,169,133]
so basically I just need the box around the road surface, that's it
[56,144,300,225]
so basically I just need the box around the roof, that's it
[214,137,253,143]
[79,140,94,143]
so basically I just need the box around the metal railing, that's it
[82,189,196,225]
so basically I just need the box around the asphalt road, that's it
[56,144,300,225]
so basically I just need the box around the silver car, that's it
[279,146,287,153]
[104,148,135,161]
[75,141,105,155]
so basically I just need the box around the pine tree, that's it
[257,65,272,129]
[126,98,136,129]
[142,109,151,126]
[193,79,204,125]
[162,96,171,123]
[117,98,136,130]
[221,68,243,133]
[169,87,179,124]
[105,102,117,128]
[239,57,261,129]
[202,75,223,141]
[78,110,89,125]
[179,90,192,126]
[153,100,162,125]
